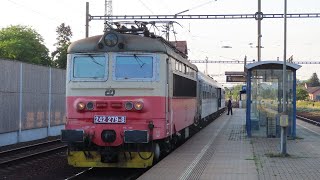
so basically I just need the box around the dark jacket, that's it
[227,99,232,108]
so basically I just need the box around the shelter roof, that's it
[245,61,301,70]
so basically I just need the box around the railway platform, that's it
[138,108,320,180]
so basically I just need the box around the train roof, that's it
[68,24,197,71]
[198,71,223,89]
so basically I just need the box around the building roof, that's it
[306,86,320,94]
[170,41,188,55]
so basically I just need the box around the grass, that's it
[245,157,255,160]
[297,101,320,112]
[265,152,290,158]
[249,139,263,174]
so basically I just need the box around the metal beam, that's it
[85,2,89,37]
[190,60,320,64]
[89,13,320,21]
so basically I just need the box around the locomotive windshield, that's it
[114,55,153,79]
[72,55,107,80]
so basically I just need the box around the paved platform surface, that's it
[138,108,320,180]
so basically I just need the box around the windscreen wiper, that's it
[88,54,103,67]
[133,54,145,68]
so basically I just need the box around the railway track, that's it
[64,167,146,180]
[65,167,94,180]
[0,139,67,167]
[297,115,320,126]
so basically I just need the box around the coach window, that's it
[172,59,176,70]
[72,54,108,81]
[175,60,179,71]
[190,69,195,78]
[182,64,186,74]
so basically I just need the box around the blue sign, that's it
[242,85,246,91]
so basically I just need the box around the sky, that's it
[1,0,320,85]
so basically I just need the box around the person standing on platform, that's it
[227,97,233,115]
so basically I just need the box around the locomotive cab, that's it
[62,26,172,168]
[61,21,222,168]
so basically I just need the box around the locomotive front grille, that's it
[124,130,149,143]
[61,129,84,143]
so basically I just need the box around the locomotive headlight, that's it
[104,33,118,47]
[125,101,133,110]
[134,101,144,110]
[76,102,85,111]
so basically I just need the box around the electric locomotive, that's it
[61,21,224,168]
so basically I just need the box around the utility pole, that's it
[281,0,288,155]
[244,55,247,71]
[104,0,113,30]
[165,23,170,41]
[85,2,89,37]
[205,57,208,75]
[257,0,262,62]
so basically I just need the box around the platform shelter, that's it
[245,61,301,138]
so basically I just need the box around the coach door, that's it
[217,88,222,111]
[166,58,172,137]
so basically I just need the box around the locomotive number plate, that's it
[94,116,126,124]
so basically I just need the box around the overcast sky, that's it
[1,0,320,84]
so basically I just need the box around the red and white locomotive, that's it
[62,21,225,168]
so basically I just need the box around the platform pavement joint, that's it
[251,121,320,179]
[139,109,320,180]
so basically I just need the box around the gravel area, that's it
[0,151,86,180]
[0,136,61,152]
[0,136,87,180]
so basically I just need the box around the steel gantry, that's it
[88,13,320,21]
[83,3,320,64]
[189,60,320,64]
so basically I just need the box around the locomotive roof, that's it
[68,31,197,71]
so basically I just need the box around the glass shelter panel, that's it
[250,69,294,137]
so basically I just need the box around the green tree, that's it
[0,25,51,66]
[52,23,72,69]
[226,84,243,101]
[296,86,309,100]
[307,73,320,87]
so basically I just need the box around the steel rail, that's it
[0,139,61,155]
[0,145,67,166]
[297,115,320,126]
[64,167,94,180]
[189,60,320,64]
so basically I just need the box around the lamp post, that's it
[281,0,288,155]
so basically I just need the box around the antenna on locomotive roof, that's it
[205,56,209,75]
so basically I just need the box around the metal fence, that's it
[0,59,66,134]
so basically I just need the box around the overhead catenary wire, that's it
[137,0,154,14]
[6,0,63,23]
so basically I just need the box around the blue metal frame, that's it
[245,62,300,138]
[246,70,252,137]
[292,71,297,138]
